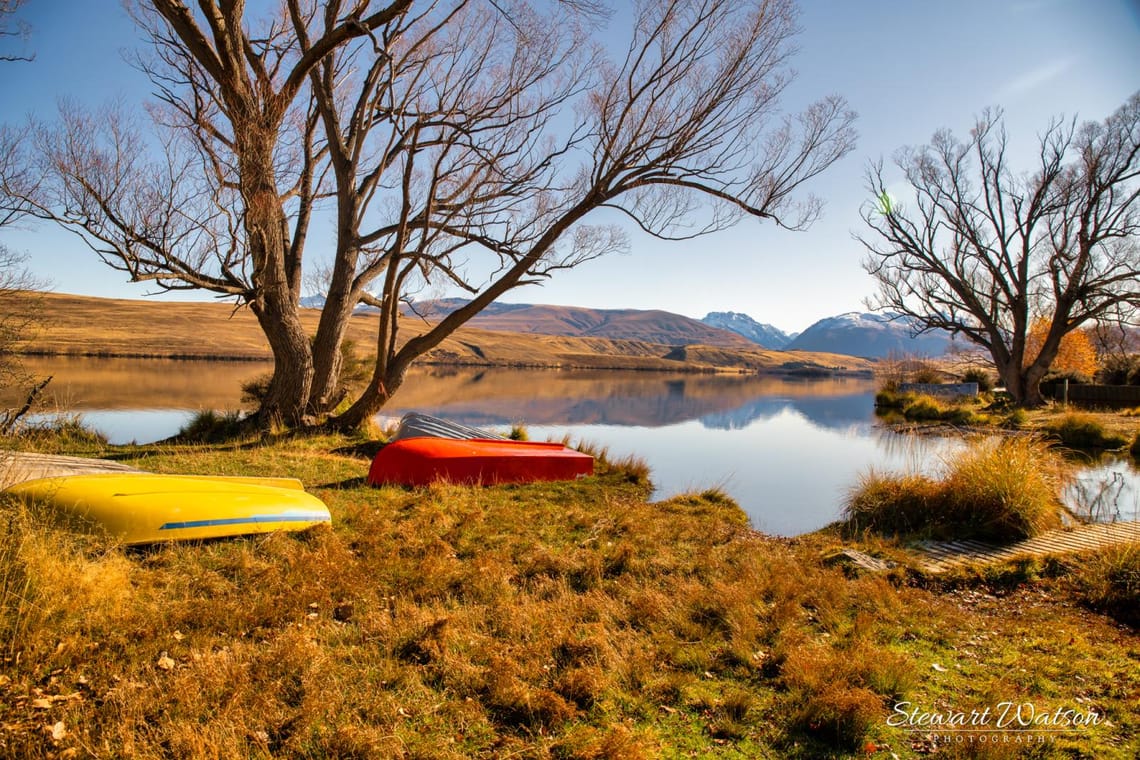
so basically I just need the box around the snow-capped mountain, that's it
[785,312,952,358]
[700,312,794,350]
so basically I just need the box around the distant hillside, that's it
[11,292,873,375]
[701,312,794,349]
[786,312,952,359]
[400,299,754,348]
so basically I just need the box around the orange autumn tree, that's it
[1024,318,1098,377]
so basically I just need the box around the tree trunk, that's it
[251,294,314,427]
[240,128,313,427]
[998,358,1048,408]
[306,247,360,416]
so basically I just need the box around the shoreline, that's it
[13,348,875,378]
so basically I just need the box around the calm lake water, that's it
[7,356,1138,535]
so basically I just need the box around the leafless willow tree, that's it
[0,0,31,62]
[860,92,1140,406]
[13,0,855,430]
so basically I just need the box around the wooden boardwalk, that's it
[912,521,1140,573]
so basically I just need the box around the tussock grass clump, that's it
[561,437,651,485]
[902,394,944,421]
[5,414,107,449]
[943,438,1064,540]
[176,409,247,443]
[845,438,1065,542]
[874,389,913,409]
[1043,412,1129,450]
[1003,408,1029,428]
[1072,543,1140,627]
[845,471,940,536]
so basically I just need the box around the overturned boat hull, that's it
[368,437,593,487]
[4,473,332,545]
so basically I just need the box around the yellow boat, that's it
[4,473,332,545]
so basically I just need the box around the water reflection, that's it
[5,357,1137,534]
[384,368,879,431]
[1066,458,1140,523]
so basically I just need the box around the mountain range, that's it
[300,296,756,348]
[301,296,954,359]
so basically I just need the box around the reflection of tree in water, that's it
[1066,462,1140,523]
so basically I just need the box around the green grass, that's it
[1,433,1138,757]
[1042,412,1130,450]
[844,438,1065,542]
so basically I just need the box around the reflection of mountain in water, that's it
[384,370,878,430]
[699,392,875,432]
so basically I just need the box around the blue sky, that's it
[2,1,1138,333]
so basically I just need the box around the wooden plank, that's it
[910,521,1140,573]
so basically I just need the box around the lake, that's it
[6,356,1138,535]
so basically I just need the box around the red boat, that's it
[368,437,594,487]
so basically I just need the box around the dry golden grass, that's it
[845,438,1066,542]
[1,433,1137,758]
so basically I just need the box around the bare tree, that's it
[315,0,857,430]
[860,92,1140,406]
[17,1,413,426]
[17,0,855,431]
[0,0,31,62]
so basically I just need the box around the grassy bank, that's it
[1,434,1138,758]
[875,389,1140,455]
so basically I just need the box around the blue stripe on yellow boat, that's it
[3,473,332,545]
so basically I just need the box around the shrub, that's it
[1132,433,1140,460]
[1097,354,1140,386]
[844,438,1065,542]
[1042,369,1093,386]
[1072,543,1140,627]
[1043,413,1129,450]
[961,368,994,393]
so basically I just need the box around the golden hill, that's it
[11,292,874,374]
